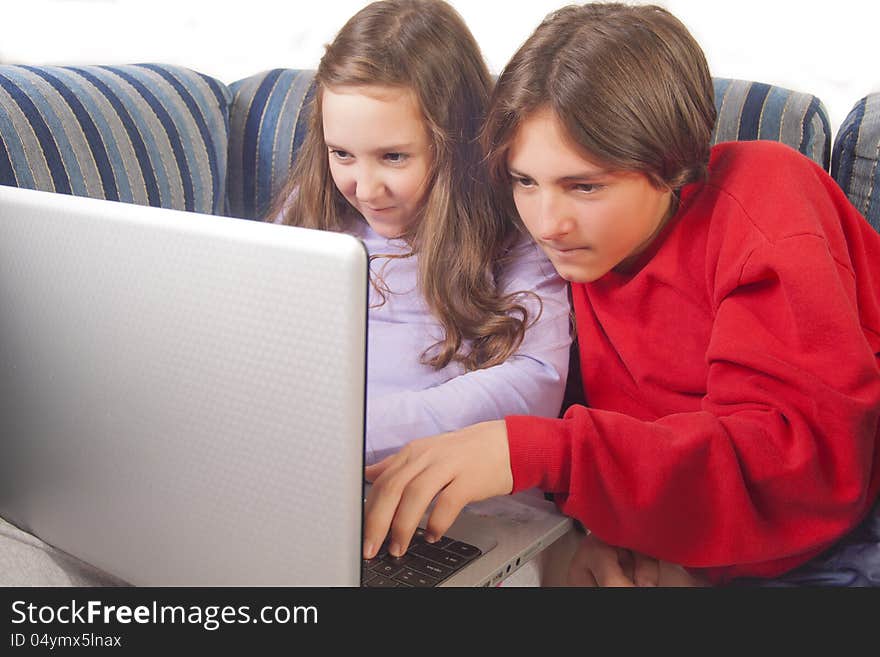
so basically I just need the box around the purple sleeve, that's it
[365,239,571,464]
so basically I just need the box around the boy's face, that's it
[507,107,673,283]
[322,84,432,239]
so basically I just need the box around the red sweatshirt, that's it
[506,141,880,583]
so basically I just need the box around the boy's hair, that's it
[483,3,716,203]
[269,0,532,372]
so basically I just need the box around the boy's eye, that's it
[574,183,603,194]
[383,152,408,163]
[329,149,352,161]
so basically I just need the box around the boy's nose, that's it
[538,194,574,241]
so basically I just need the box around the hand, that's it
[363,420,513,559]
[567,533,709,587]
[567,533,658,587]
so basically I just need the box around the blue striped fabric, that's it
[0,64,231,215]
[227,69,316,220]
[832,93,880,231]
[712,78,831,169]
[227,71,832,221]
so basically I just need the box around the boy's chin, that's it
[549,260,607,284]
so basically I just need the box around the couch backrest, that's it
[0,64,231,215]
[228,70,833,221]
[0,65,838,223]
[712,78,831,170]
[832,93,880,231]
[227,69,315,221]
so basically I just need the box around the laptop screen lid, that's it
[0,185,367,586]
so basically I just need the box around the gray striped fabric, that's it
[227,69,316,220]
[713,78,831,169]
[0,64,231,215]
[832,93,880,231]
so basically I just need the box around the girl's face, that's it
[507,107,673,283]
[322,85,433,238]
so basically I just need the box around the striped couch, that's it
[1,66,879,586]
[1,64,877,230]
[833,93,880,231]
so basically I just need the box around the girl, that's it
[363,2,880,586]
[269,0,572,465]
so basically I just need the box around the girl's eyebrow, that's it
[325,142,416,153]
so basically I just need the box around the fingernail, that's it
[363,541,374,559]
[389,542,402,557]
[425,533,438,544]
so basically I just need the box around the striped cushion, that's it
[226,71,832,221]
[832,93,880,231]
[0,64,231,215]
[712,78,831,169]
[227,69,316,220]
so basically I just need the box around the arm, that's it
[365,240,571,463]
[364,235,880,580]
[508,234,880,582]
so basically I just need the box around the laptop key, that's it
[409,542,466,568]
[362,532,481,586]
[412,528,452,549]
[402,554,454,580]
[394,568,439,587]
[364,575,399,587]
[372,561,406,578]
[445,541,481,559]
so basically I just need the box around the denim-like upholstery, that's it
[227,71,832,221]
[0,64,231,215]
[712,78,831,169]
[0,65,835,222]
[227,69,316,220]
[832,93,880,231]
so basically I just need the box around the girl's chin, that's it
[363,215,412,239]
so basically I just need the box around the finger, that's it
[566,535,602,587]
[633,552,660,587]
[656,561,709,587]
[364,461,387,483]
[386,462,455,556]
[568,564,598,587]
[422,480,469,543]
[616,548,635,582]
[591,541,635,587]
[362,454,415,559]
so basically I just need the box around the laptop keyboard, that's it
[362,527,482,587]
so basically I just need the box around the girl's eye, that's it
[384,152,408,164]
[329,149,352,161]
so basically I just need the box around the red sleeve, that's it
[506,233,880,584]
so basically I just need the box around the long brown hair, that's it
[268,0,533,371]
[482,2,717,220]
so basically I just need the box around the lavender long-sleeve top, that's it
[348,220,572,464]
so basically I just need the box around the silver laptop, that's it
[0,185,571,587]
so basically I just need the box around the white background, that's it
[2,0,878,136]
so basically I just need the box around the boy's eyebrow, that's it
[508,166,612,181]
